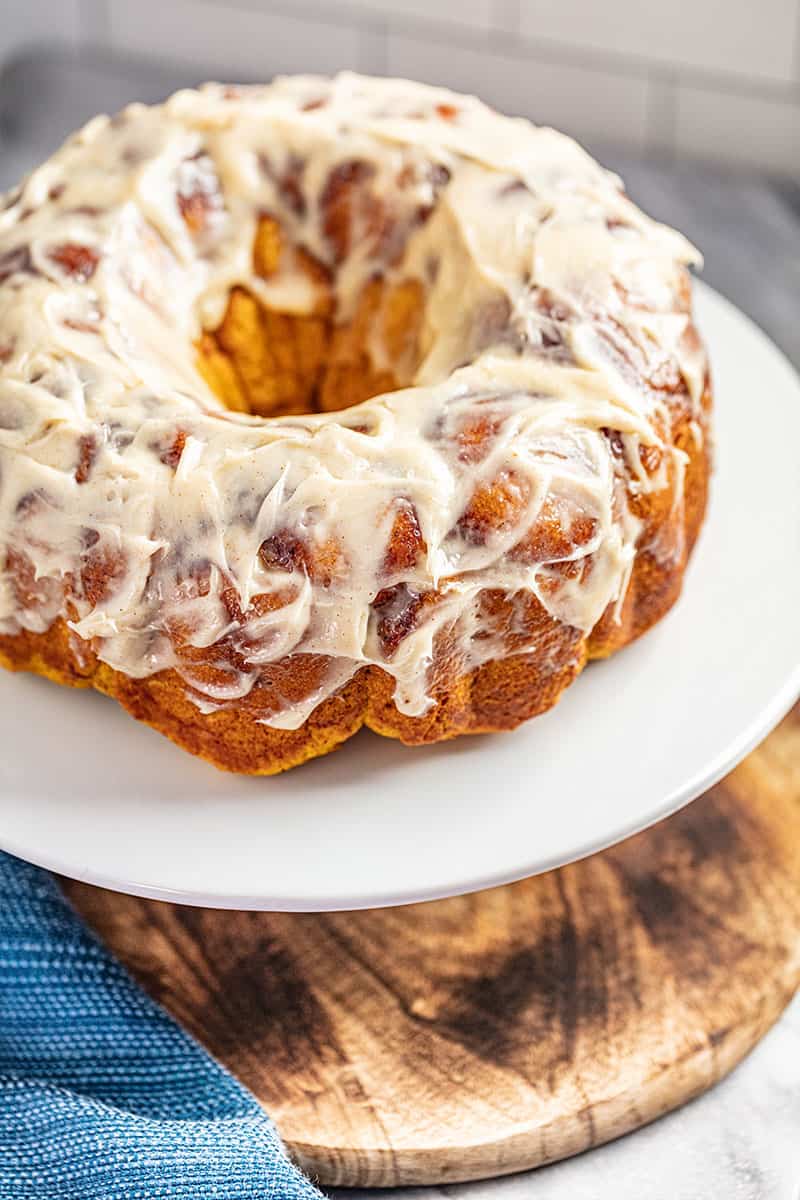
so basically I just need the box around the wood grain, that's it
[64,704,800,1188]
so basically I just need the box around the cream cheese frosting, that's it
[0,72,707,729]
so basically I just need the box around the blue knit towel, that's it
[0,852,323,1199]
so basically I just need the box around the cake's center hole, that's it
[197,214,425,418]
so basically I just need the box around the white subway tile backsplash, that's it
[386,31,650,151]
[0,0,82,53]
[318,0,494,31]
[107,0,362,80]
[0,0,798,179]
[519,0,799,84]
[674,84,800,176]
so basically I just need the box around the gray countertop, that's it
[2,48,799,1200]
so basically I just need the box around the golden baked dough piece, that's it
[197,216,425,418]
[202,215,333,417]
[318,276,425,412]
[0,81,712,775]
[0,389,709,774]
[0,190,711,775]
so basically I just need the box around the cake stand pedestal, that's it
[64,704,800,1189]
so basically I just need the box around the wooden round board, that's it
[64,704,800,1189]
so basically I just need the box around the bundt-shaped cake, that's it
[0,74,711,774]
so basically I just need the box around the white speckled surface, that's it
[1,52,798,1198]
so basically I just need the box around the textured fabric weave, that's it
[0,853,323,1199]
